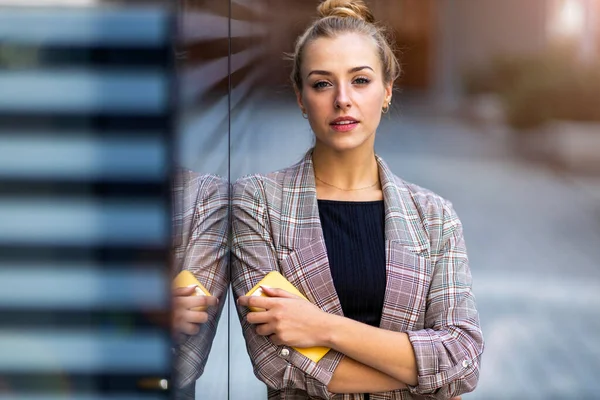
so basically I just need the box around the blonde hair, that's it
[289,0,401,91]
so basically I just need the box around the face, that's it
[296,32,392,153]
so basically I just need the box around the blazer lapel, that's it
[377,155,433,332]
[276,152,433,327]
[277,150,344,317]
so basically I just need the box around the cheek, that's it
[304,93,328,114]
[363,91,385,117]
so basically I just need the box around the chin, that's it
[318,135,373,153]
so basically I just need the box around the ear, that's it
[294,85,305,112]
[383,82,393,105]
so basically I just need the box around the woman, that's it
[171,168,229,398]
[232,1,484,399]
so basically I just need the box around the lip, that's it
[330,116,359,124]
[330,116,359,132]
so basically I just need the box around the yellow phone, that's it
[245,271,331,363]
[173,270,211,311]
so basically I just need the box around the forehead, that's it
[302,32,381,74]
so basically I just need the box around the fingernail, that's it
[187,284,198,288]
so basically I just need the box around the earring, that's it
[382,101,391,114]
[302,111,308,119]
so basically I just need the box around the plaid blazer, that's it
[231,151,484,400]
[171,168,230,398]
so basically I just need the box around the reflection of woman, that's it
[171,168,229,398]
[231,1,484,399]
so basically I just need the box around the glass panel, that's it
[172,0,230,399]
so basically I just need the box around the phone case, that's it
[173,270,211,311]
[245,271,331,363]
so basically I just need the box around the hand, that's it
[237,286,329,348]
[172,285,218,340]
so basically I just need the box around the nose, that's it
[334,85,352,110]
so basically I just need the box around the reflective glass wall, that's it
[175,0,229,398]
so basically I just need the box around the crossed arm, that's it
[237,287,413,393]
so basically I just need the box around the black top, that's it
[317,200,387,328]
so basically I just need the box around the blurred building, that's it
[377,0,599,107]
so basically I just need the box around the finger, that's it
[237,295,273,310]
[255,323,275,337]
[236,295,251,307]
[174,295,216,310]
[177,321,200,336]
[259,286,300,299]
[201,296,219,307]
[246,310,272,325]
[173,296,202,310]
[173,309,206,326]
[180,310,209,324]
[172,285,198,297]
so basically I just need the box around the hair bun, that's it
[317,0,375,24]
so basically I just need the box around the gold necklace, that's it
[314,175,379,191]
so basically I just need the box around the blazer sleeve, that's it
[405,200,484,398]
[230,177,343,399]
[173,174,230,391]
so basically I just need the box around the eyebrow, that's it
[307,66,374,78]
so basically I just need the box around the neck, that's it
[312,144,379,190]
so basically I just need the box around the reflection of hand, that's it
[237,286,328,348]
[172,286,218,338]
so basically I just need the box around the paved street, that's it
[191,90,600,399]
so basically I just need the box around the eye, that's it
[353,76,371,85]
[312,81,331,89]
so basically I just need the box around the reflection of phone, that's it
[245,271,331,363]
[173,270,211,311]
